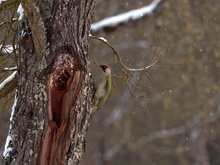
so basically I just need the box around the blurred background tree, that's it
[1,0,220,165]
[81,0,220,165]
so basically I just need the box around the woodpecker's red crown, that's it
[99,64,111,73]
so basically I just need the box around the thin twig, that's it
[90,34,159,72]
[112,75,146,112]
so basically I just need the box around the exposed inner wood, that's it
[48,54,74,127]
[38,52,83,165]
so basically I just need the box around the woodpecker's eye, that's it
[100,65,107,72]
[103,66,107,70]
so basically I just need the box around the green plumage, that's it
[92,73,111,109]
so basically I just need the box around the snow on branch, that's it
[3,67,17,71]
[0,71,17,90]
[17,3,24,21]
[0,45,17,55]
[3,90,18,158]
[91,0,162,32]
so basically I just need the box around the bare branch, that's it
[90,35,159,72]
[104,109,220,160]
[132,126,186,148]
[0,71,17,116]
[0,0,20,12]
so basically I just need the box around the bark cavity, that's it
[47,53,75,127]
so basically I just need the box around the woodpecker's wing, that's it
[92,74,111,108]
[103,75,111,101]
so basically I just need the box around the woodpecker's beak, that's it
[94,62,102,68]
[94,62,100,66]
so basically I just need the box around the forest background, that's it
[1,0,220,165]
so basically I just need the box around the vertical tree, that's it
[3,0,96,164]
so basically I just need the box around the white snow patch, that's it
[0,71,17,90]
[0,45,16,55]
[17,4,24,20]
[91,0,162,32]
[3,92,18,157]
[99,37,108,43]
[10,93,17,121]
[3,135,12,157]
[3,67,17,71]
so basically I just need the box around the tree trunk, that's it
[3,0,96,164]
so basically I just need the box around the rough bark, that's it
[3,0,96,164]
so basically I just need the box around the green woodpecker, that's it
[92,64,112,109]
